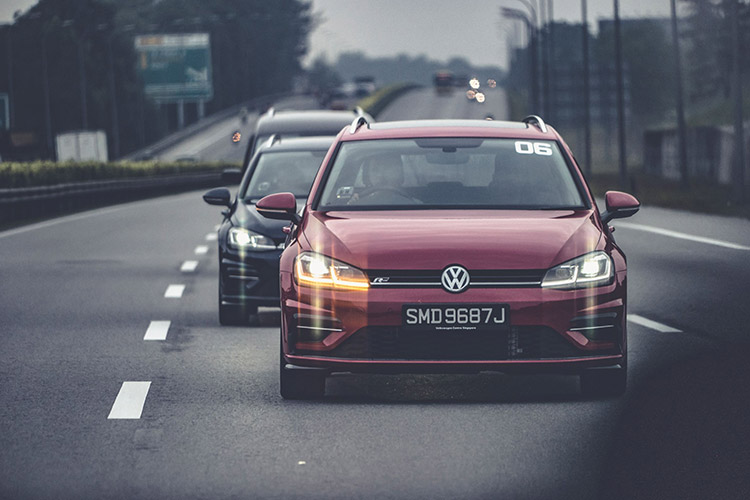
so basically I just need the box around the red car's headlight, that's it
[541,251,613,289]
[294,252,370,291]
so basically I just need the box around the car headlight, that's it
[294,252,369,290]
[541,251,613,289]
[228,227,276,250]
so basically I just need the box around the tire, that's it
[219,303,247,326]
[280,340,326,399]
[580,367,627,398]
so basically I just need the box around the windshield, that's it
[240,150,327,201]
[317,138,586,210]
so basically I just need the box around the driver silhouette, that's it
[348,153,417,205]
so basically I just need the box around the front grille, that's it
[367,269,545,288]
[295,326,603,360]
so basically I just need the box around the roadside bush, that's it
[0,161,237,189]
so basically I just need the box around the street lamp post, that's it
[582,0,591,176]
[41,26,53,154]
[4,23,14,130]
[547,0,555,122]
[670,0,689,186]
[514,0,540,114]
[613,0,628,190]
[539,0,549,118]
[731,0,746,203]
[77,36,88,130]
[502,6,539,114]
[97,24,120,159]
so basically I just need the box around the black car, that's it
[203,136,336,325]
[239,108,371,172]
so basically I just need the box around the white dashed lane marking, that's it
[144,321,171,340]
[194,245,209,255]
[616,222,750,251]
[164,284,185,298]
[205,233,218,242]
[180,260,198,273]
[108,382,151,419]
[628,314,682,333]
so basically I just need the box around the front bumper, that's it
[280,274,627,374]
[220,249,282,307]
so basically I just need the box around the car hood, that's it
[300,210,603,270]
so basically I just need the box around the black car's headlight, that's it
[294,252,370,290]
[228,227,276,250]
[541,251,613,289]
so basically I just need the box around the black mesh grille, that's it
[367,269,545,288]
[295,326,604,360]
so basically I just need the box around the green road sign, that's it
[134,33,213,101]
[0,93,8,130]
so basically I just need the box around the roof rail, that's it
[522,115,548,133]
[264,134,281,148]
[349,115,370,134]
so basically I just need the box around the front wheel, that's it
[580,367,627,398]
[280,340,326,399]
[219,303,248,326]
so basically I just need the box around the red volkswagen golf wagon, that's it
[257,116,640,399]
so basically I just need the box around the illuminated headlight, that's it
[541,251,613,289]
[228,227,276,250]
[294,252,369,290]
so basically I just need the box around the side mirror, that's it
[221,168,242,184]
[203,187,232,208]
[256,192,301,224]
[601,191,640,224]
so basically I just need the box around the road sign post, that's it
[0,93,9,131]
[134,33,213,116]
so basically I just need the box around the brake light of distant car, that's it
[228,227,276,250]
[541,251,613,289]
[294,252,370,290]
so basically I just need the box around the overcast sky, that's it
[306,0,672,68]
[2,0,673,69]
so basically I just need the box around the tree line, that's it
[0,0,313,160]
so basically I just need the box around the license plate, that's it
[402,304,509,331]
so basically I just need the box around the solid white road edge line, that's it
[144,320,171,340]
[180,260,198,272]
[194,245,209,255]
[108,381,151,419]
[164,284,185,298]
[615,222,750,251]
[0,205,130,240]
[628,314,682,333]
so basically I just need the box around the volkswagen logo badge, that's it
[441,265,470,293]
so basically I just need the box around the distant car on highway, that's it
[353,76,377,97]
[203,136,336,325]
[239,108,371,172]
[433,70,454,95]
[256,115,640,399]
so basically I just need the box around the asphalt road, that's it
[2,87,750,499]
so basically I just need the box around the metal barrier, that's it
[0,172,223,225]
